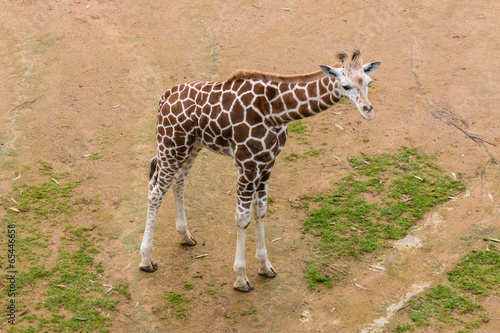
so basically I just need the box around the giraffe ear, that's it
[363,61,381,75]
[320,65,341,79]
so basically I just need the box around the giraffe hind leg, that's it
[139,176,171,272]
[139,155,183,272]
[149,156,158,180]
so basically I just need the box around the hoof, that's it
[234,280,254,293]
[139,261,158,273]
[258,266,277,278]
[181,237,197,246]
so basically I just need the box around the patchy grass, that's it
[283,147,325,161]
[304,258,346,290]
[240,306,256,316]
[287,120,307,134]
[304,265,332,290]
[239,305,259,322]
[183,283,194,291]
[206,287,217,296]
[165,291,191,319]
[447,243,500,295]
[89,152,102,160]
[395,323,414,332]
[296,136,311,145]
[295,147,464,288]
[267,196,275,214]
[397,244,500,332]
[0,163,128,332]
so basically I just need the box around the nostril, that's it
[363,105,373,113]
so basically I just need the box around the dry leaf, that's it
[369,265,385,271]
[9,207,20,213]
[102,284,113,293]
[195,254,208,259]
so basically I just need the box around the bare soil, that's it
[1,0,499,332]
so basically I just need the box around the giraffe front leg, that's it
[254,177,277,278]
[233,171,256,292]
[233,207,254,292]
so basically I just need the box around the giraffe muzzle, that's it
[361,105,375,120]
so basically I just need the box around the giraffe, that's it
[139,50,381,292]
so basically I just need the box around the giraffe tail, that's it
[149,156,158,180]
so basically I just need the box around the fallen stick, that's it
[396,303,411,313]
[10,95,43,112]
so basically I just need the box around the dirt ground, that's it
[1,0,499,332]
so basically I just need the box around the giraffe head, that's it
[320,50,381,120]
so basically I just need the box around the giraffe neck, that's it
[268,76,341,125]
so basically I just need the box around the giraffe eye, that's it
[342,85,352,90]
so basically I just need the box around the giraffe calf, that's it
[139,50,381,292]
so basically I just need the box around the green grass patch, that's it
[296,136,311,145]
[0,164,127,332]
[304,262,344,290]
[12,179,81,218]
[283,148,325,161]
[295,147,464,287]
[114,283,132,301]
[183,283,194,291]
[287,120,307,134]
[207,287,216,296]
[395,323,414,332]
[165,291,191,319]
[240,306,256,316]
[448,245,500,295]
[90,152,102,160]
[398,245,500,332]
[267,196,275,214]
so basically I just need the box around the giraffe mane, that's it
[226,64,342,84]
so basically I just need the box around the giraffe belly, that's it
[196,138,234,158]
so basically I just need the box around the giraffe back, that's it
[157,79,287,165]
